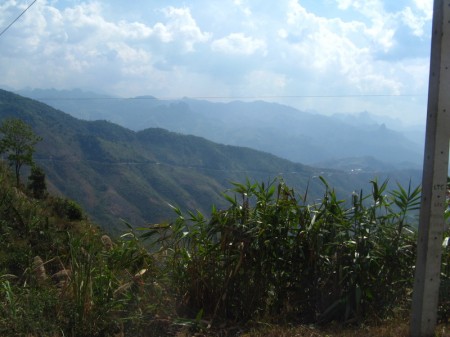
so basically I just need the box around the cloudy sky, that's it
[0,0,433,125]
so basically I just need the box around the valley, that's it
[18,88,425,170]
[0,89,422,234]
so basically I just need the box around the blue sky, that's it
[0,0,433,125]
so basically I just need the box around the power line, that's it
[32,157,388,177]
[0,0,38,38]
[23,93,425,102]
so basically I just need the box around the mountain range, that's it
[1,89,423,234]
[16,88,425,170]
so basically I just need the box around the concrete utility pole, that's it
[410,0,450,336]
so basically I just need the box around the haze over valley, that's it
[0,2,446,335]
[0,89,423,232]
[18,88,425,171]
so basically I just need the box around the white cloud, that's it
[233,0,252,16]
[413,0,433,19]
[334,0,396,51]
[277,28,288,39]
[152,23,172,42]
[400,7,425,37]
[0,1,215,90]
[281,0,429,98]
[211,33,267,55]
[0,0,433,124]
[285,2,368,72]
[335,0,432,40]
[155,6,211,52]
[336,0,353,10]
[400,3,432,37]
[287,0,315,26]
[243,70,287,93]
[106,42,151,64]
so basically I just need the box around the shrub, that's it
[0,161,172,336]
[0,225,167,337]
[155,178,420,325]
[51,197,84,221]
[0,280,61,336]
[27,165,47,199]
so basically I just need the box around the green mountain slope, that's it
[17,88,423,168]
[0,89,422,234]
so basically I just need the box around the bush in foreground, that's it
[0,163,171,336]
[150,178,421,325]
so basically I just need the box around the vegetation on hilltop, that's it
[1,147,450,336]
[155,178,421,325]
[0,89,423,234]
[0,161,172,336]
[17,88,423,168]
[0,119,169,335]
[1,96,449,336]
[0,118,42,186]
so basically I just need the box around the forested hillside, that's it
[17,88,424,169]
[0,161,172,336]
[3,89,450,337]
[0,89,422,233]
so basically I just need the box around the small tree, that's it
[0,118,42,187]
[28,165,47,199]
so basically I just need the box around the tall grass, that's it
[0,162,170,336]
[3,154,449,335]
[0,223,166,336]
[156,177,420,325]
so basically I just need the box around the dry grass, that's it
[240,321,450,337]
[171,317,450,337]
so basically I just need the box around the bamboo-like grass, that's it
[159,177,423,326]
[2,156,450,336]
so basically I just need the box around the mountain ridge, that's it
[1,89,423,234]
[16,88,424,169]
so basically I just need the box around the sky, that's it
[0,0,434,125]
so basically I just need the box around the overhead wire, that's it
[32,157,368,177]
[18,93,425,101]
[0,0,38,38]
[0,1,427,103]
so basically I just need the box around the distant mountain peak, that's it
[0,89,423,233]
[15,87,115,100]
[14,87,423,170]
[132,95,158,100]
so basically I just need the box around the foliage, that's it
[50,196,84,221]
[0,89,423,233]
[0,118,42,187]
[1,90,443,334]
[1,137,447,335]
[0,162,172,336]
[156,177,420,325]
[439,177,450,322]
[27,165,47,199]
